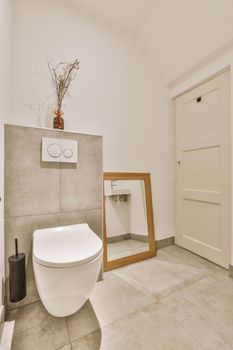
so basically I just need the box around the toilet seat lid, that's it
[33,223,103,267]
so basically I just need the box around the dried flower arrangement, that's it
[48,59,80,129]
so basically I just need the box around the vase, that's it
[53,110,64,130]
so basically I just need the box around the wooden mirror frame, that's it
[103,172,156,271]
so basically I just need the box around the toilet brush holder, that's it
[8,238,26,303]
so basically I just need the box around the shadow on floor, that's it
[7,299,102,350]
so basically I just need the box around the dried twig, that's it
[48,59,80,112]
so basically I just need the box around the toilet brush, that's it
[8,238,26,303]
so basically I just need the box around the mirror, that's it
[103,173,156,271]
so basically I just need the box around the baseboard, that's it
[107,234,175,249]
[107,233,148,243]
[1,278,5,308]
[130,233,148,243]
[229,264,233,278]
[107,234,131,243]
[0,319,15,350]
[0,305,5,343]
[156,236,175,249]
[0,277,5,342]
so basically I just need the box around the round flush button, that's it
[63,148,73,158]
[47,143,62,158]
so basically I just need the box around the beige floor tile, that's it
[7,245,233,350]
[210,270,233,306]
[71,330,101,350]
[107,239,148,260]
[158,245,222,272]
[66,273,155,342]
[89,272,155,326]
[66,300,100,342]
[72,303,203,350]
[114,253,207,298]
[187,275,233,348]
[57,345,71,350]
[7,301,70,350]
[158,277,233,349]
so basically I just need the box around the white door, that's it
[0,122,4,308]
[175,71,230,268]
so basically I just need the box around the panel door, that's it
[175,71,230,267]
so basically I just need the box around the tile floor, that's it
[6,245,233,350]
[107,239,148,260]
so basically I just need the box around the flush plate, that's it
[42,137,78,163]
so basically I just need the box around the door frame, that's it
[173,68,231,267]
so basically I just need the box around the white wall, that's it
[104,180,130,237]
[104,180,147,237]
[105,199,130,238]
[129,180,147,236]
[0,0,12,306]
[171,50,233,265]
[9,0,174,240]
[138,0,233,85]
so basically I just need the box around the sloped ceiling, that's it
[70,0,156,33]
[71,0,233,86]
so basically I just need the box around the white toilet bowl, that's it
[33,223,103,317]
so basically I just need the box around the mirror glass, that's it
[103,173,156,271]
[105,180,149,260]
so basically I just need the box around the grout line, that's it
[56,341,72,350]
[6,299,41,314]
[91,271,221,336]
[5,208,103,220]
[65,317,72,346]
[93,300,158,332]
[171,244,227,271]
[7,248,226,349]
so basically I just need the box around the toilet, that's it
[33,223,103,317]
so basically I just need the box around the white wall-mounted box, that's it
[42,137,78,163]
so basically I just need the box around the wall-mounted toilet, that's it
[33,223,103,317]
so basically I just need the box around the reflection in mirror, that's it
[105,180,148,260]
[103,173,156,271]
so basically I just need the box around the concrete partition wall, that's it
[4,124,103,309]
